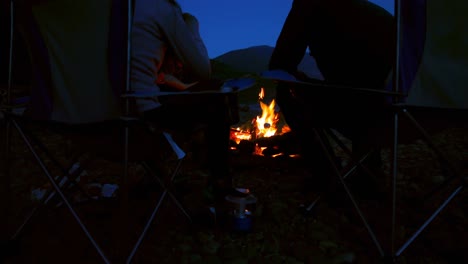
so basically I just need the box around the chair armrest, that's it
[120,77,257,98]
[261,70,298,82]
[260,70,405,98]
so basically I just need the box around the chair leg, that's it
[312,128,386,258]
[395,185,463,257]
[142,162,192,222]
[390,108,465,257]
[401,108,460,199]
[127,159,188,264]
[325,128,381,180]
[11,119,111,264]
[9,122,93,240]
[11,161,86,240]
[1,118,13,258]
[301,129,376,211]
[320,108,465,259]
[302,152,371,213]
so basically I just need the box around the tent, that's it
[400,0,468,110]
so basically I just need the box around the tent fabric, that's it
[22,0,122,123]
[108,0,130,98]
[407,0,468,109]
[396,0,426,98]
[16,4,54,120]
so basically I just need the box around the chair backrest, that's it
[404,0,468,109]
[17,0,129,123]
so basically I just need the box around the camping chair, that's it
[0,0,254,263]
[0,0,189,263]
[263,0,466,261]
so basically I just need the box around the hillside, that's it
[213,45,323,80]
[209,59,250,80]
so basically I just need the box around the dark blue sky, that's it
[178,0,395,58]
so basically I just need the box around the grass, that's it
[1,69,467,263]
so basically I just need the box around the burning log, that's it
[254,132,300,156]
[229,87,299,157]
[253,132,294,148]
[231,132,301,157]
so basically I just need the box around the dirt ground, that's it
[0,117,467,264]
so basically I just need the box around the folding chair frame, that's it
[1,1,254,262]
[288,1,466,256]
[1,1,192,263]
[272,2,466,261]
[3,114,191,260]
[311,108,465,261]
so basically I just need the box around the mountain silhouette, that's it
[213,45,323,79]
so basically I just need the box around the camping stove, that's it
[225,188,257,232]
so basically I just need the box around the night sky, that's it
[178,0,395,58]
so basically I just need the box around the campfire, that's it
[255,88,279,138]
[230,88,295,157]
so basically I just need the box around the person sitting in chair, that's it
[156,12,202,92]
[269,0,395,201]
[132,0,237,203]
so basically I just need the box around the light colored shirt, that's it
[131,0,211,112]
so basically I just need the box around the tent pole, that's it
[7,0,14,104]
[390,0,402,259]
[126,0,132,95]
[2,0,15,245]
[120,0,134,258]
[393,0,401,96]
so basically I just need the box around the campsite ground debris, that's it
[1,121,467,263]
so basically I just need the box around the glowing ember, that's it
[230,128,252,144]
[281,125,291,134]
[254,144,266,156]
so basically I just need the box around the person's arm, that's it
[269,0,312,74]
[156,72,197,91]
[164,8,211,81]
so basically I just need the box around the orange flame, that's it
[255,88,279,138]
[230,87,290,156]
[255,99,278,138]
[258,88,265,100]
[281,124,291,134]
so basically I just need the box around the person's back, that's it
[268,0,396,201]
[270,0,394,88]
[131,0,211,112]
[131,0,238,207]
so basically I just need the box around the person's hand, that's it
[157,73,194,91]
